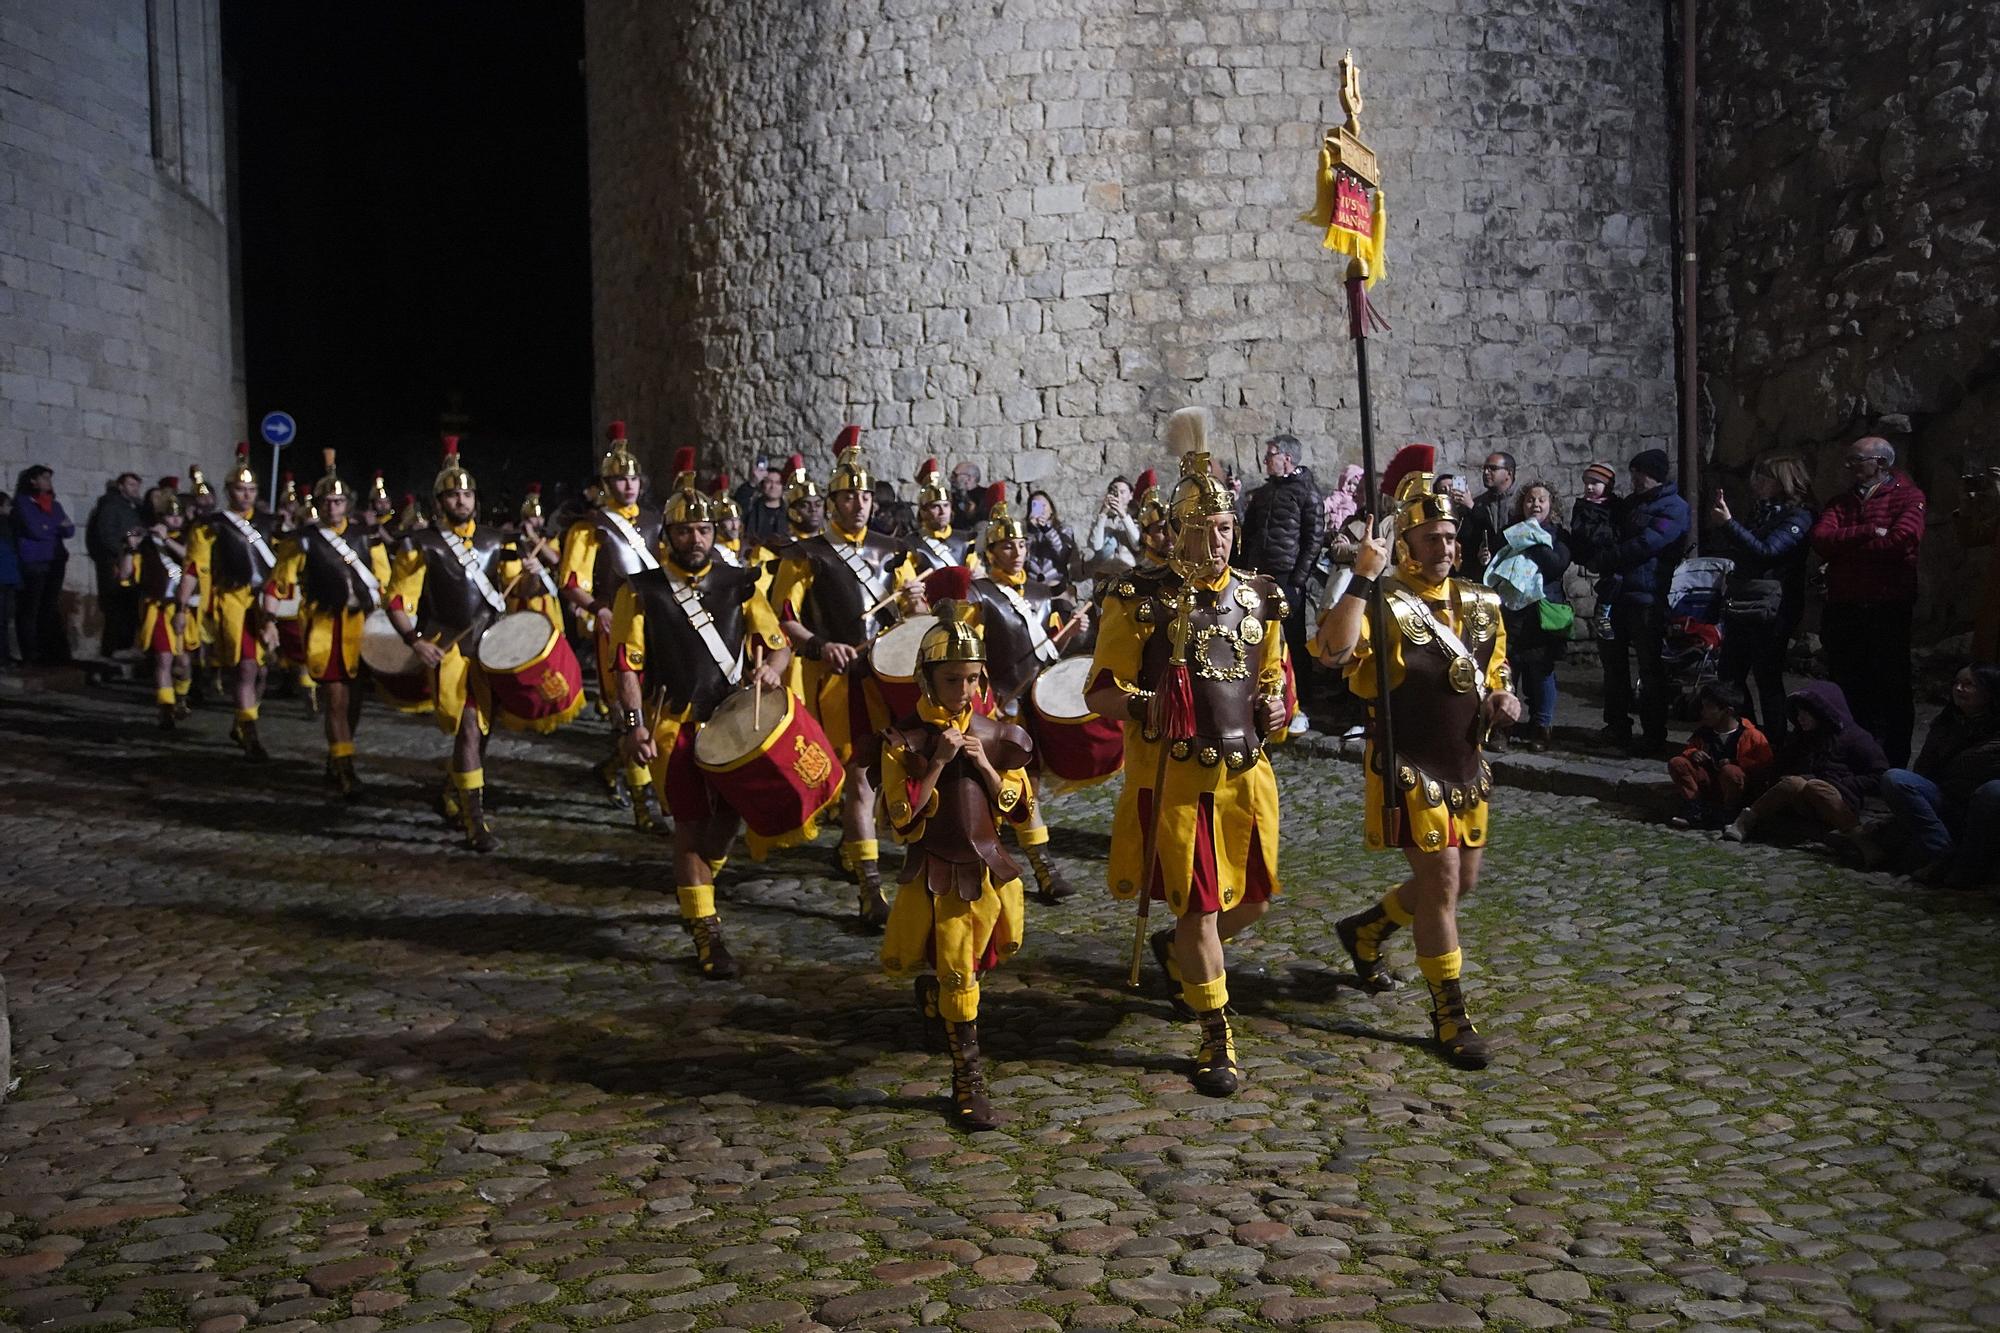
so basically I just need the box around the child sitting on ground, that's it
[1724,680,1886,845]
[1667,682,1773,828]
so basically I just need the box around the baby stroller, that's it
[1662,555,1733,718]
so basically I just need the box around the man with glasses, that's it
[1240,433,1322,736]
[1455,452,1516,581]
[1811,436,1926,765]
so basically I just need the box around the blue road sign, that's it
[260,411,297,447]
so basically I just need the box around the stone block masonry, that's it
[586,0,1675,520]
[0,1,239,616]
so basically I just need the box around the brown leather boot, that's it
[1335,903,1404,993]
[461,788,499,853]
[1151,928,1194,1019]
[945,1020,998,1131]
[230,718,270,761]
[435,776,462,823]
[913,975,945,1051]
[632,786,667,835]
[598,756,631,809]
[1190,1005,1240,1096]
[686,915,738,979]
[1026,843,1075,905]
[1425,974,1491,1069]
[330,755,362,799]
[855,859,890,929]
[157,703,177,732]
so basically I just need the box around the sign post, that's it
[259,411,297,508]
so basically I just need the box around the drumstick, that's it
[751,643,764,730]
[993,614,1089,710]
[860,579,921,622]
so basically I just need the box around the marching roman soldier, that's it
[183,465,222,702]
[707,473,746,568]
[385,437,554,852]
[770,427,927,923]
[1311,446,1520,1069]
[612,450,797,979]
[559,420,668,829]
[266,449,394,797]
[186,443,281,759]
[123,482,198,731]
[1086,410,1295,1097]
[907,458,980,577]
[879,603,1039,1131]
[779,452,826,550]
[966,485,1089,903]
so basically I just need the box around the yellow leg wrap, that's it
[173,677,190,699]
[841,838,880,870]
[1015,822,1050,848]
[938,976,979,1024]
[1417,949,1463,983]
[236,705,260,722]
[1382,888,1415,927]
[625,764,652,793]
[677,884,716,920]
[155,686,177,705]
[451,767,485,792]
[1182,973,1229,1014]
[329,741,356,759]
[706,856,728,878]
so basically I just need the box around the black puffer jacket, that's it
[1240,468,1322,596]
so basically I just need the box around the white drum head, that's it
[360,609,420,675]
[693,686,785,766]
[476,611,554,671]
[1032,655,1098,721]
[870,615,936,682]
[262,589,301,618]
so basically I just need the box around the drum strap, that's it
[919,534,957,569]
[152,543,198,608]
[713,544,742,568]
[990,581,1059,663]
[832,537,889,601]
[1386,578,1486,701]
[600,510,661,573]
[438,529,508,614]
[319,526,382,609]
[665,570,744,686]
[221,511,276,586]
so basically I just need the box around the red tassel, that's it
[1154,662,1197,742]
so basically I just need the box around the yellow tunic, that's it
[386,521,535,736]
[769,526,919,760]
[134,547,194,656]
[187,513,268,668]
[1316,567,1510,853]
[267,521,393,683]
[1090,569,1288,916]
[559,504,649,707]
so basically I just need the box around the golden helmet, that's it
[708,472,740,522]
[663,448,722,525]
[918,599,986,701]
[397,492,426,532]
[313,447,348,499]
[783,452,821,509]
[827,425,870,494]
[915,456,949,509]
[369,468,392,506]
[519,482,544,524]
[1164,408,1233,526]
[433,435,476,497]
[224,441,256,489]
[1133,467,1166,530]
[299,492,321,526]
[599,420,643,481]
[188,464,212,499]
[148,482,183,521]
[278,470,299,507]
[1381,443,1458,536]
[982,484,1024,550]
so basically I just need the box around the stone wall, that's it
[0,1,239,613]
[585,0,1676,520]
[1697,1,1999,635]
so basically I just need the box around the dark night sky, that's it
[222,3,592,505]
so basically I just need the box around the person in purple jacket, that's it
[1724,680,1888,845]
[12,465,75,664]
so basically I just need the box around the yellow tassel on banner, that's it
[1299,146,1387,286]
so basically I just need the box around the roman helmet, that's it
[662,448,720,526]
[148,479,183,522]
[433,434,476,497]
[708,472,740,523]
[782,452,820,510]
[827,425,870,496]
[224,441,256,489]
[1380,443,1456,541]
[397,492,426,532]
[278,471,299,509]
[916,598,985,703]
[368,468,392,509]
[981,483,1023,552]
[188,465,212,500]
[313,447,349,499]
[518,482,544,525]
[599,420,642,481]
[915,456,949,509]
[1133,467,1166,530]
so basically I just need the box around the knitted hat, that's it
[1630,449,1671,483]
[1583,461,1616,488]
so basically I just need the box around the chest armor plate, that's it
[205,512,276,590]
[973,577,1060,700]
[630,563,756,722]
[591,507,665,590]
[1384,581,1499,789]
[1134,574,1276,756]
[414,526,509,640]
[910,530,969,574]
[302,527,380,611]
[138,538,179,602]
[884,714,1031,900]
[800,531,904,644]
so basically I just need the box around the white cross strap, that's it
[990,580,1058,662]
[920,534,957,568]
[665,570,744,686]
[438,529,508,614]
[221,511,277,583]
[599,509,661,572]
[318,525,382,607]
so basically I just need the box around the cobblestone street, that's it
[2,681,1998,1333]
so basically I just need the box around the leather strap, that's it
[599,509,661,573]
[664,569,744,686]
[318,526,381,607]
[437,529,507,614]
[1387,578,1486,701]
[221,511,276,584]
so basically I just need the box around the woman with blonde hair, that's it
[1708,451,1816,744]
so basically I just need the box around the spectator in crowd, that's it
[1709,451,1815,744]
[950,461,990,534]
[1483,481,1571,751]
[1596,449,1690,755]
[1568,462,1619,571]
[1023,490,1077,587]
[1435,473,1473,514]
[86,473,145,657]
[1871,664,2000,888]
[1240,433,1322,734]
[0,493,20,664]
[1455,451,1517,580]
[1084,475,1140,582]
[742,466,790,543]
[12,464,75,665]
[1322,463,1365,542]
[1724,680,1886,844]
[869,479,912,538]
[1666,682,1773,829]
[1811,435,1926,766]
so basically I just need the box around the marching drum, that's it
[694,686,846,859]
[1026,655,1124,789]
[867,613,937,720]
[262,588,305,664]
[477,609,585,733]
[361,609,434,712]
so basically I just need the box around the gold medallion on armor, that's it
[1447,653,1480,692]
[1234,583,1261,611]
[1192,625,1251,680]
[1239,616,1264,645]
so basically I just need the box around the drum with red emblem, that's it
[694,685,846,859]
[1026,655,1124,790]
[477,610,585,733]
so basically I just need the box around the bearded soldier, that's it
[1086,410,1294,1097]
[769,427,927,923]
[612,451,797,979]
[186,443,281,759]
[559,420,668,830]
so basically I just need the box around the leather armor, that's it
[202,511,278,592]
[137,535,186,603]
[590,506,665,601]
[626,561,759,723]
[882,713,1032,900]
[405,525,512,647]
[972,576,1070,703]
[1115,569,1287,772]
[1376,578,1500,810]
[792,529,908,644]
[909,529,971,574]
[298,525,383,612]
